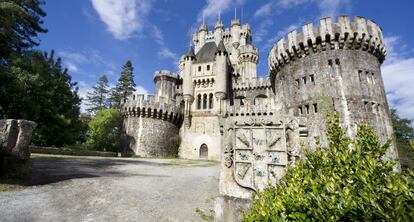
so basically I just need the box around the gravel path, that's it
[0,154,220,222]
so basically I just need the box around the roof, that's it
[216,40,227,54]
[186,46,195,57]
[194,42,217,64]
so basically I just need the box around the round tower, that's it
[182,46,196,118]
[230,19,241,49]
[214,20,224,45]
[268,16,396,159]
[121,94,183,157]
[154,70,179,100]
[238,45,258,81]
[215,40,228,114]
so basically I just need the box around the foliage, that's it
[0,50,82,146]
[85,75,110,114]
[110,60,136,109]
[77,112,92,144]
[391,108,414,169]
[0,0,47,63]
[85,108,121,152]
[243,113,414,222]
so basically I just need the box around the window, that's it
[207,65,210,71]
[328,59,333,67]
[305,104,310,114]
[313,103,318,113]
[302,76,307,85]
[198,66,202,72]
[298,106,303,115]
[335,58,340,65]
[371,72,376,85]
[209,93,214,109]
[203,94,207,109]
[197,94,201,109]
[310,74,315,83]
[358,70,363,81]
[295,79,300,89]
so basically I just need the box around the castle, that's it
[121,16,398,164]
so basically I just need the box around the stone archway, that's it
[199,144,208,159]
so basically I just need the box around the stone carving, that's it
[285,119,301,165]
[223,129,234,168]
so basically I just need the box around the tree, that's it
[110,60,136,109]
[0,50,82,146]
[391,108,414,169]
[85,108,121,152]
[0,0,47,63]
[244,113,414,221]
[85,75,110,114]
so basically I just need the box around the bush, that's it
[243,113,414,221]
[85,109,121,152]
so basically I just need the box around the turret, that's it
[182,46,196,117]
[214,20,224,45]
[215,40,228,114]
[238,45,258,80]
[230,19,241,49]
[154,70,178,100]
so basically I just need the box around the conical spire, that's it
[215,40,227,55]
[186,46,195,58]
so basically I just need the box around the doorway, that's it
[199,144,208,159]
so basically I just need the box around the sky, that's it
[36,0,414,120]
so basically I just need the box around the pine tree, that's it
[110,60,136,109]
[85,75,110,114]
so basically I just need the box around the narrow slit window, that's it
[296,79,300,89]
[328,59,333,67]
[313,103,318,113]
[310,74,315,83]
[298,106,303,115]
[302,76,307,85]
[198,66,202,72]
[305,104,310,114]
[358,70,363,81]
[335,58,340,65]
[207,65,210,71]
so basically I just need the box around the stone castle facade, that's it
[121,16,397,165]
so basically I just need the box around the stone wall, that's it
[179,116,221,160]
[123,117,180,157]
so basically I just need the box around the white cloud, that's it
[158,47,177,60]
[275,0,350,17]
[135,85,148,95]
[254,2,273,17]
[382,36,414,120]
[198,0,246,24]
[66,62,79,73]
[91,0,152,40]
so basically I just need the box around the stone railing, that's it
[268,16,386,71]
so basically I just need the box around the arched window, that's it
[203,94,207,109]
[209,93,214,109]
[197,94,201,109]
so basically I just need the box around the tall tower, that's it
[268,16,397,159]
[182,46,196,124]
[215,40,228,114]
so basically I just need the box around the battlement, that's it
[153,70,179,82]
[226,102,275,116]
[121,94,183,125]
[233,77,271,91]
[268,16,386,71]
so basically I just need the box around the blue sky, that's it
[36,0,414,119]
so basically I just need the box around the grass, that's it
[195,208,215,221]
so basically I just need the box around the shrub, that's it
[243,113,414,221]
[85,109,121,152]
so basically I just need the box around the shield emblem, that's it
[233,126,288,191]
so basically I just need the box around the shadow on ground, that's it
[0,155,171,187]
